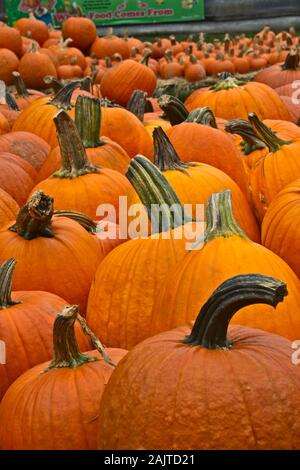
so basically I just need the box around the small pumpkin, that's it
[0,49,19,85]
[62,16,97,51]
[18,41,57,90]
[0,23,22,57]
[90,28,130,60]
[14,13,49,46]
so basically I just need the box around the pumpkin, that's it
[279,95,300,124]
[0,189,19,228]
[97,274,300,450]
[159,51,183,79]
[184,74,293,121]
[0,191,103,313]
[31,110,130,222]
[0,305,127,450]
[211,53,235,75]
[62,16,97,51]
[248,112,300,222]
[100,58,157,107]
[0,86,20,128]
[262,179,300,279]
[152,190,300,340]
[90,28,130,60]
[0,112,10,135]
[0,23,22,57]
[165,107,250,199]
[14,14,49,46]
[0,259,90,401]
[127,127,259,241]
[255,49,300,89]
[0,131,50,173]
[0,152,35,206]
[184,55,206,82]
[0,49,19,85]
[49,38,87,70]
[18,42,57,90]
[99,101,154,159]
[12,81,82,148]
[151,38,172,59]
[12,72,44,109]
[57,60,83,79]
[86,156,205,350]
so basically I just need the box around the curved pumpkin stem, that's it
[225,119,266,155]
[75,95,106,148]
[13,71,29,97]
[0,259,21,309]
[248,113,291,152]
[158,95,189,125]
[204,190,248,243]
[9,191,54,241]
[153,126,191,172]
[48,80,82,110]
[183,274,287,350]
[186,107,218,128]
[53,210,97,233]
[126,155,187,233]
[44,305,98,371]
[43,75,64,93]
[53,110,100,178]
[127,90,147,122]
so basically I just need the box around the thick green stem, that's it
[248,113,291,152]
[183,274,287,349]
[9,191,54,240]
[225,119,266,155]
[126,155,187,233]
[153,126,191,172]
[158,95,189,125]
[75,95,105,148]
[0,259,21,309]
[212,74,244,91]
[205,190,248,243]
[49,80,82,110]
[186,107,218,128]
[44,305,98,371]
[127,90,147,122]
[53,110,99,178]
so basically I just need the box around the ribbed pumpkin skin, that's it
[36,138,130,183]
[100,60,157,107]
[0,189,19,228]
[0,131,50,172]
[185,82,292,121]
[32,169,130,222]
[0,291,90,401]
[0,152,35,206]
[0,218,102,313]
[100,107,154,159]
[12,97,75,149]
[86,224,203,350]
[166,123,249,198]
[97,325,300,450]
[255,63,300,89]
[264,119,300,139]
[153,236,300,340]
[126,163,260,242]
[18,51,57,90]
[0,349,127,450]
[249,140,300,222]
[261,180,300,278]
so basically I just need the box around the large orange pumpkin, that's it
[0,259,90,401]
[32,110,130,221]
[0,191,102,313]
[152,190,300,341]
[184,74,293,121]
[97,274,300,450]
[254,49,300,89]
[261,179,300,279]
[0,305,127,450]
[0,152,35,206]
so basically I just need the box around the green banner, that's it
[6,1,205,27]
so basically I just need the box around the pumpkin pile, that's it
[0,14,300,450]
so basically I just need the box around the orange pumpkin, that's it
[0,23,22,57]
[0,49,19,85]
[0,304,127,449]
[90,28,130,59]
[62,16,97,51]
[0,152,35,205]
[0,189,19,228]
[18,42,57,90]
[255,49,300,89]
[14,14,49,45]
[12,72,44,109]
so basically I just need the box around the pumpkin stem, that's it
[0,81,20,111]
[44,305,98,371]
[141,50,152,66]
[43,75,64,93]
[75,95,106,148]
[54,210,97,233]
[49,80,82,110]
[248,112,291,152]
[127,90,147,122]
[12,71,29,97]
[183,274,287,350]
[9,191,54,241]
[204,190,248,243]
[126,155,187,233]
[185,107,218,128]
[53,110,100,178]
[211,74,244,91]
[153,126,192,172]
[225,119,266,155]
[282,49,300,70]
[80,76,92,93]
[158,95,189,125]
[0,259,21,309]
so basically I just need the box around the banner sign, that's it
[6,1,205,27]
